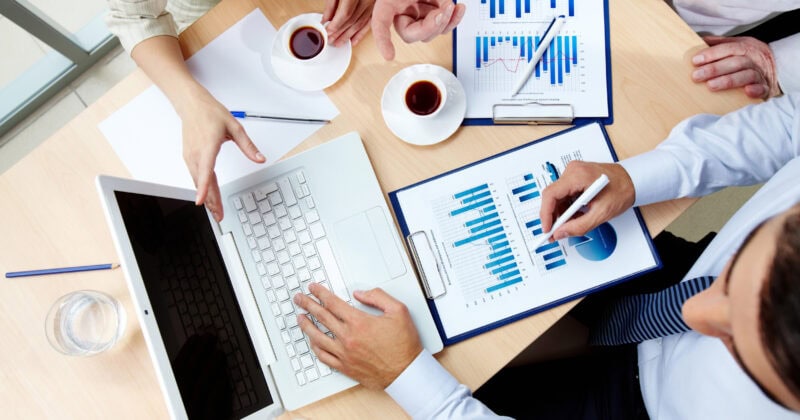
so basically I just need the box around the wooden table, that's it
[0,0,755,418]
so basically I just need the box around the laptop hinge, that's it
[206,207,224,236]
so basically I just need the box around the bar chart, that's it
[391,123,659,341]
[455,0,609,120]
[534,240,567,270]
[473,32,584,93]
[506,171,569,273]
[510,173,541,202]
[435,183,524,301]
[479,0,576,22]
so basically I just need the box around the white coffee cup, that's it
[282,15,328,64]
[402,73,448,119]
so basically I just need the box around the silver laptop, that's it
[96,131,443,418]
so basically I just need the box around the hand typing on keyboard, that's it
[293,283,423,390]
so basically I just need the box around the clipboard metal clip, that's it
[406,231,446,299]
[492,102,574,125]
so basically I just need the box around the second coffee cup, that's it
[403,76,448,118]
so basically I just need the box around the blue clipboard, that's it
[388,123,660,345]
[452,0,614,126]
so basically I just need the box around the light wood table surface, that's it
[0,0,755,418]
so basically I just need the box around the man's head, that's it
[682,204,800,411]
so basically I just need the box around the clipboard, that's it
[452,0,613,126]
[388,123,660,345]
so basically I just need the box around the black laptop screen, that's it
[114,191,272,419]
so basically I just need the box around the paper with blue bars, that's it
[390,123,659,343]
[454,0,610,123]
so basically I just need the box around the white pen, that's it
[510,15,567,97]
[531,174,609,249]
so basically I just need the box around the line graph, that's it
[473,32,584,93]
[455,0,609,119]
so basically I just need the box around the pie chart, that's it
[567,222,617,261]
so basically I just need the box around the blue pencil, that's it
[5,263,119,278]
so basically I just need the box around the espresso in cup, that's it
[405,80,443,116]
[290,26,325,60]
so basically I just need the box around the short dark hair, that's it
[760,209,800,402]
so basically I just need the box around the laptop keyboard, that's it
[232,170,351,387]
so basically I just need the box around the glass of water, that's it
[45,290,127,356]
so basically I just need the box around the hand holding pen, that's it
[538,161,636,243]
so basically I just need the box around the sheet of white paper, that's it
[99,9,339,189]
[455,0,609,120]
[393,123,658,341]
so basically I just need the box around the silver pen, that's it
[511,15,567,97]
[230,111,330,124]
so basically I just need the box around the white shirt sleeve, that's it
[385,350,512,420]
[105,0,219,54]
[620,93,800,207]
[667,0,789,36]
[105,0,178,54]
[771,33,800,93]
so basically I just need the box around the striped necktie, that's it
[590,276,716,346]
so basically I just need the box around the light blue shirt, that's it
[623,93,800,419]
[385,93,800,419]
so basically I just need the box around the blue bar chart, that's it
[510,173,541,202]
[391,123,659,340]
[479,0,576,21]
[445,184,524,296]
[473,33,582,93]
[506,171,568,273]
[457,0,609,120]
[534,240,567,270]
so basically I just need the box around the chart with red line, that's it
[456,0,609,121]
[472,32,584,93]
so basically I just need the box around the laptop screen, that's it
[114,191,272,419]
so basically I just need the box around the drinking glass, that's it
[45,290,126,356]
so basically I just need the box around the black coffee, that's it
[405,80,442,116]
[289,26,325,60]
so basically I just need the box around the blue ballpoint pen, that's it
[230,111,329,124]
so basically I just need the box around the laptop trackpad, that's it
[333,207,406,284]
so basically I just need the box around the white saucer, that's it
[381,64,467,146]
[271,13,352,91]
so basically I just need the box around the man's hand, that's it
[539,161,634,240]
[177,87,265,222]
[293,283,422,389]
[371,0,466,60]
[323,0,376,47]
[691,35,782,99]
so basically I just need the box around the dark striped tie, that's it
[590,276,716,346]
